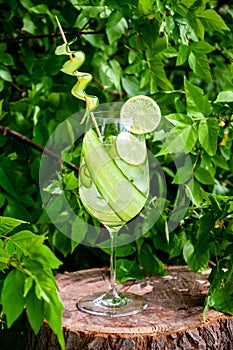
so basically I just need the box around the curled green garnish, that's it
[55,19,99,124]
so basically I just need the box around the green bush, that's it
[0,1,232,349]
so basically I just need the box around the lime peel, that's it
[116,132,147,166]
[120,95,161,135]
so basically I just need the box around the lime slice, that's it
[120,95,161,134]
[116,132,147,166]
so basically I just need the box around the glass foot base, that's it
[77,291,147,317]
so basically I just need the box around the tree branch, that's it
[0,125,79,174]
[0,30,102,43]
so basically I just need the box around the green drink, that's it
[78,117,150,316]
[77,96,161,317]
[79,127,149,228]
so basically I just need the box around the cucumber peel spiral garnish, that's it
[55,17,99,124]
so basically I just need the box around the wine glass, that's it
[77,107,150,317]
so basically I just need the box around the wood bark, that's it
[25,266,233,349]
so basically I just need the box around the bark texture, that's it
[25,266,233,349]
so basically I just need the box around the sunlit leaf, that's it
[0,217,27,236]
[188,52,212,82]
[198,118,219,156]
[0,65,12,82]
[106,11,128,45]
[176,44,190,66]
[215,90,233,103]
[184,77,212,117]
[138,0,154,14]
[197,9,230,32]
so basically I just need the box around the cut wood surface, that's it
[25,266,233,349]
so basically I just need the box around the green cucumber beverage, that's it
[79,126,149,228]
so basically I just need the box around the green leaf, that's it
[106,11,128,45]
[186,180,204,206]
[149,57,174,91]
[206,264,233,316]
[197,9,230,32]
[22,13,36,34]
[0,65,12,82]
[0,99,3,116]
[138,0,154,14]
[194,166,215,185]
[157,123,198,155]
[176,44,190,66]
[191,41,215,54]
[188,52,212,82]
[122,76,139,96]
[109,59,122,92]
[184,77,212,117]
[1,269,25,327]
[24,276,34,298]
[25,285,44,334]
[0,241,10,271]
[198,118,219,156]
[178,0,196,7]
[183,240,209,273]
[43,290,65,350]
[155,0,164,13]
[0,53,14,66]
[183,213,212,273]
[0,217,27,235]
[52,230,71,257]
[215,90,233,103]
[71,217,87,252]
[212,153,230,171]
[5,240,15,255]
[173,157,193,184]
[63,172,78,191]
[98,59,120,90]
[153,230,186,258]
[29,245,62,269]
[116,259,146,283]
[195,18,205,40]
[29,4,50,14]
[10,231,45,253]
[196,211,214,239]
[0,168,16,197]
[34,270,56,302]
[138,242,167,275]
[165,113,194,127]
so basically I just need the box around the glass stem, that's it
[108,227,119,298]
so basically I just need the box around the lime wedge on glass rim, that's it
[115,132,147,166]
[120,95,161,135]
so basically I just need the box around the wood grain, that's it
[25,266,233,349]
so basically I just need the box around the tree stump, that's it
[25,266,233,349]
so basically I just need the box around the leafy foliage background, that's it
[0,0,232,349]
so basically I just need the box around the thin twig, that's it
[91,112,102,138]
[0,125,79,173]
[55,16,73,61]
[0,30,102,43]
